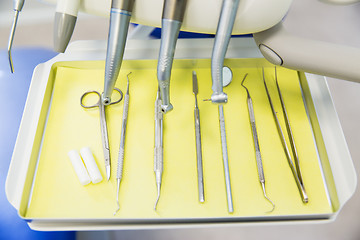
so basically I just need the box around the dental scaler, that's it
[157,0,187,113]
[102,0,135,105]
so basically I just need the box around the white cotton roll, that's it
[67,150,91,185]
[80,147,103,184]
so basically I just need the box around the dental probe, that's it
[210,0,240,104]
[241,73,275,213]
[114,72,131,215]
[8,0,25,73]
[154,87,164,210]
[102,0,135,105]
[157,0,187,113]
[262,68,308,203]
[53,0,80,53]
[192,71,205,203]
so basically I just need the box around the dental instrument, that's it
[8,0,25,73]
[205,66,234,212]
[218,104,233,213]
[54,0,80,53]
[192,71,205,203]
[157,0,187,113]
[102,0,135,105]
[80,88,123,181]
[241,73,275,212]
[274,68,305,189]
[114,73,131,215]
[262,68,308,203]
[154,87,164,210]
[210,0,240,104]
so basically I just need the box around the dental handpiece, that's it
[53,0,80,53]
[219,105,233,213]
[8,0,25,73]
[210,0,240,103]
[157,0,187,113]
[154,87,164,210]
[102,0,135,105]
[114,73,131,215]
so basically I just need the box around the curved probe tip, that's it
[113,201,120,216]
[261,182,275,213]
[154,183,161,211]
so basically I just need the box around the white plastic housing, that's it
[55,0,80,16]
[44,0,292,34]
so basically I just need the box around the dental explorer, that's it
[192,71,205,203]
[262,68,308,203]
[102,0,135,105]
[241,73,275,212]
[210,0,240,104]
[114,72,131,215]
[53,0,80,53]
[157,0,187,113]
[154,87,164,210]
[8,0,25,73]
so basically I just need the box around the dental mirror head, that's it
[222,66,232,87]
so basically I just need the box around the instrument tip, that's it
[261,182,275,213]
[113,201,120,216]
[106,166,111,181]
[154,183,161,211]
[8,51,14,73]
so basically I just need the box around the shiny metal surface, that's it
[157,19,182,113]
[154,88,164,210]
[241,73,275,212]
[218,104,233,213]
[80,88,123,181]
[162,0,187,21]
[102,5,132,105]
[210,0,240,104]
[111,0,135,11]
[262,68,308,203]
[114,73,131,215]
[192,71,204,203]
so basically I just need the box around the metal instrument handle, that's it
[218,105,233,213]
[247,97,265,182]
[194,107,204,202]
[117,92,129,179]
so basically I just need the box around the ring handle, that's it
[108,88,124,105]
[80,91,101,108]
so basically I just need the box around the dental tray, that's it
[6,39,356,231]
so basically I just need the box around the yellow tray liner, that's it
[25,58,332,219]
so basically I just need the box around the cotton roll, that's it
[80,147,103,184]
[67,150,91,185]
